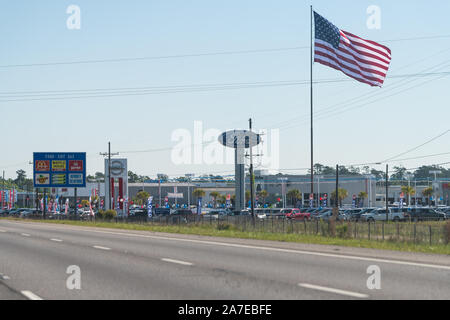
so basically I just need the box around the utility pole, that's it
[334,165,339,210]
[100,142,119,210]
[386,164,389,221]
[249,118,256,223]
[158,178,162,207]
[310,5,314,204]
[1,171,4,210]
[429,170,442,206]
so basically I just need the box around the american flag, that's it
[314,11,392,87]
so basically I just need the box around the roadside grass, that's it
[2,217,450,255]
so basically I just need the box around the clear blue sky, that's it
[1,0,450,179]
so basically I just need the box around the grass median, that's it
[2,217,450,255]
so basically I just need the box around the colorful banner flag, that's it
[197,197,203,215]
[147,196,153,218]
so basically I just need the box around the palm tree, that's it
[257,190,269,206]
[245,190,251,204]
[209,191,221,208]
[401,186,416,206]
[136,191,150,206]
[217,195,227,206]
[192,189,206,202]
[358,192,368,207]
[422,187,434,206]
[287,189,302,207]
[331,188,349,207]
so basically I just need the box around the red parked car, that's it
[282,208,311,221]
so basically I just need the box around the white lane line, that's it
[162,258,193,266]
[299,283,369,299]
[0,230,6,233]
[21,233,31,237]
[93,246,111,251]
[21,291,43,301]
[50,239,63,242]
[5,221,450,271]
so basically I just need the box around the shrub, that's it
[98,210,117,220]
[336,224,350,239]
[216,223,233,231]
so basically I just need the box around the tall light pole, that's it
[249,118,256,221]
[1,170,4,210]
[100,142,119,210]
[386,164,389,221]
[278,178,288,208]
[186,174,195,208]
[405,173,413,207]
[430,170,442,206]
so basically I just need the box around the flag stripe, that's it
[314,57,381,87]
[316,41,388,76]
[315,53,384,86]
[342,30,392,56]
[338,45,390,70]
[339,37,391,66]
[315,51,385,85]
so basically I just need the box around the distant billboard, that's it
[33,153,86,188]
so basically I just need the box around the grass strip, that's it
[2,218,450,255]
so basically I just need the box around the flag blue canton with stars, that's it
[314,12,340,49]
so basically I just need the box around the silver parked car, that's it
[361,208,405,222]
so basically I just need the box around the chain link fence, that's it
[3,213,449,246]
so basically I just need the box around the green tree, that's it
[217,194,227,206]
[371,169,384,180]
[193,189,206,201]
[15,169,27,186]
[245,190,251,204]
[257,190,269,205]
[422,187,434,206]
[135,191,150,206]
[210,191,221,208]
[358,191,368,207]
[128,171,140,183]
[287,189,302,206]
[401,186,416,206]
[81,200,90,207]
[331,188,349,207]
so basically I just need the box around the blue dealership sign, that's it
[33,153,86,188]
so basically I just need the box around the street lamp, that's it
[429,170,442,206]
[405,173,413,207]
[278,178,288,208]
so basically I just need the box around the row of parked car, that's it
[2,206,448,223]
[275,207,449,222]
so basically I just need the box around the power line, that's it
[269,57,450,131]
[1,34,450,69]
[381,129,450,163]
[0,71,449,103]
[276,65,450,132]
[0,46,309,69]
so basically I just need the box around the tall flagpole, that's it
[310,6,314,203]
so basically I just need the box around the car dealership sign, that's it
[33,153,86,188]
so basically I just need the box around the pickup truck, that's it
[360,208,405,222]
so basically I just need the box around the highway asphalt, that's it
[0,219,449,300]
